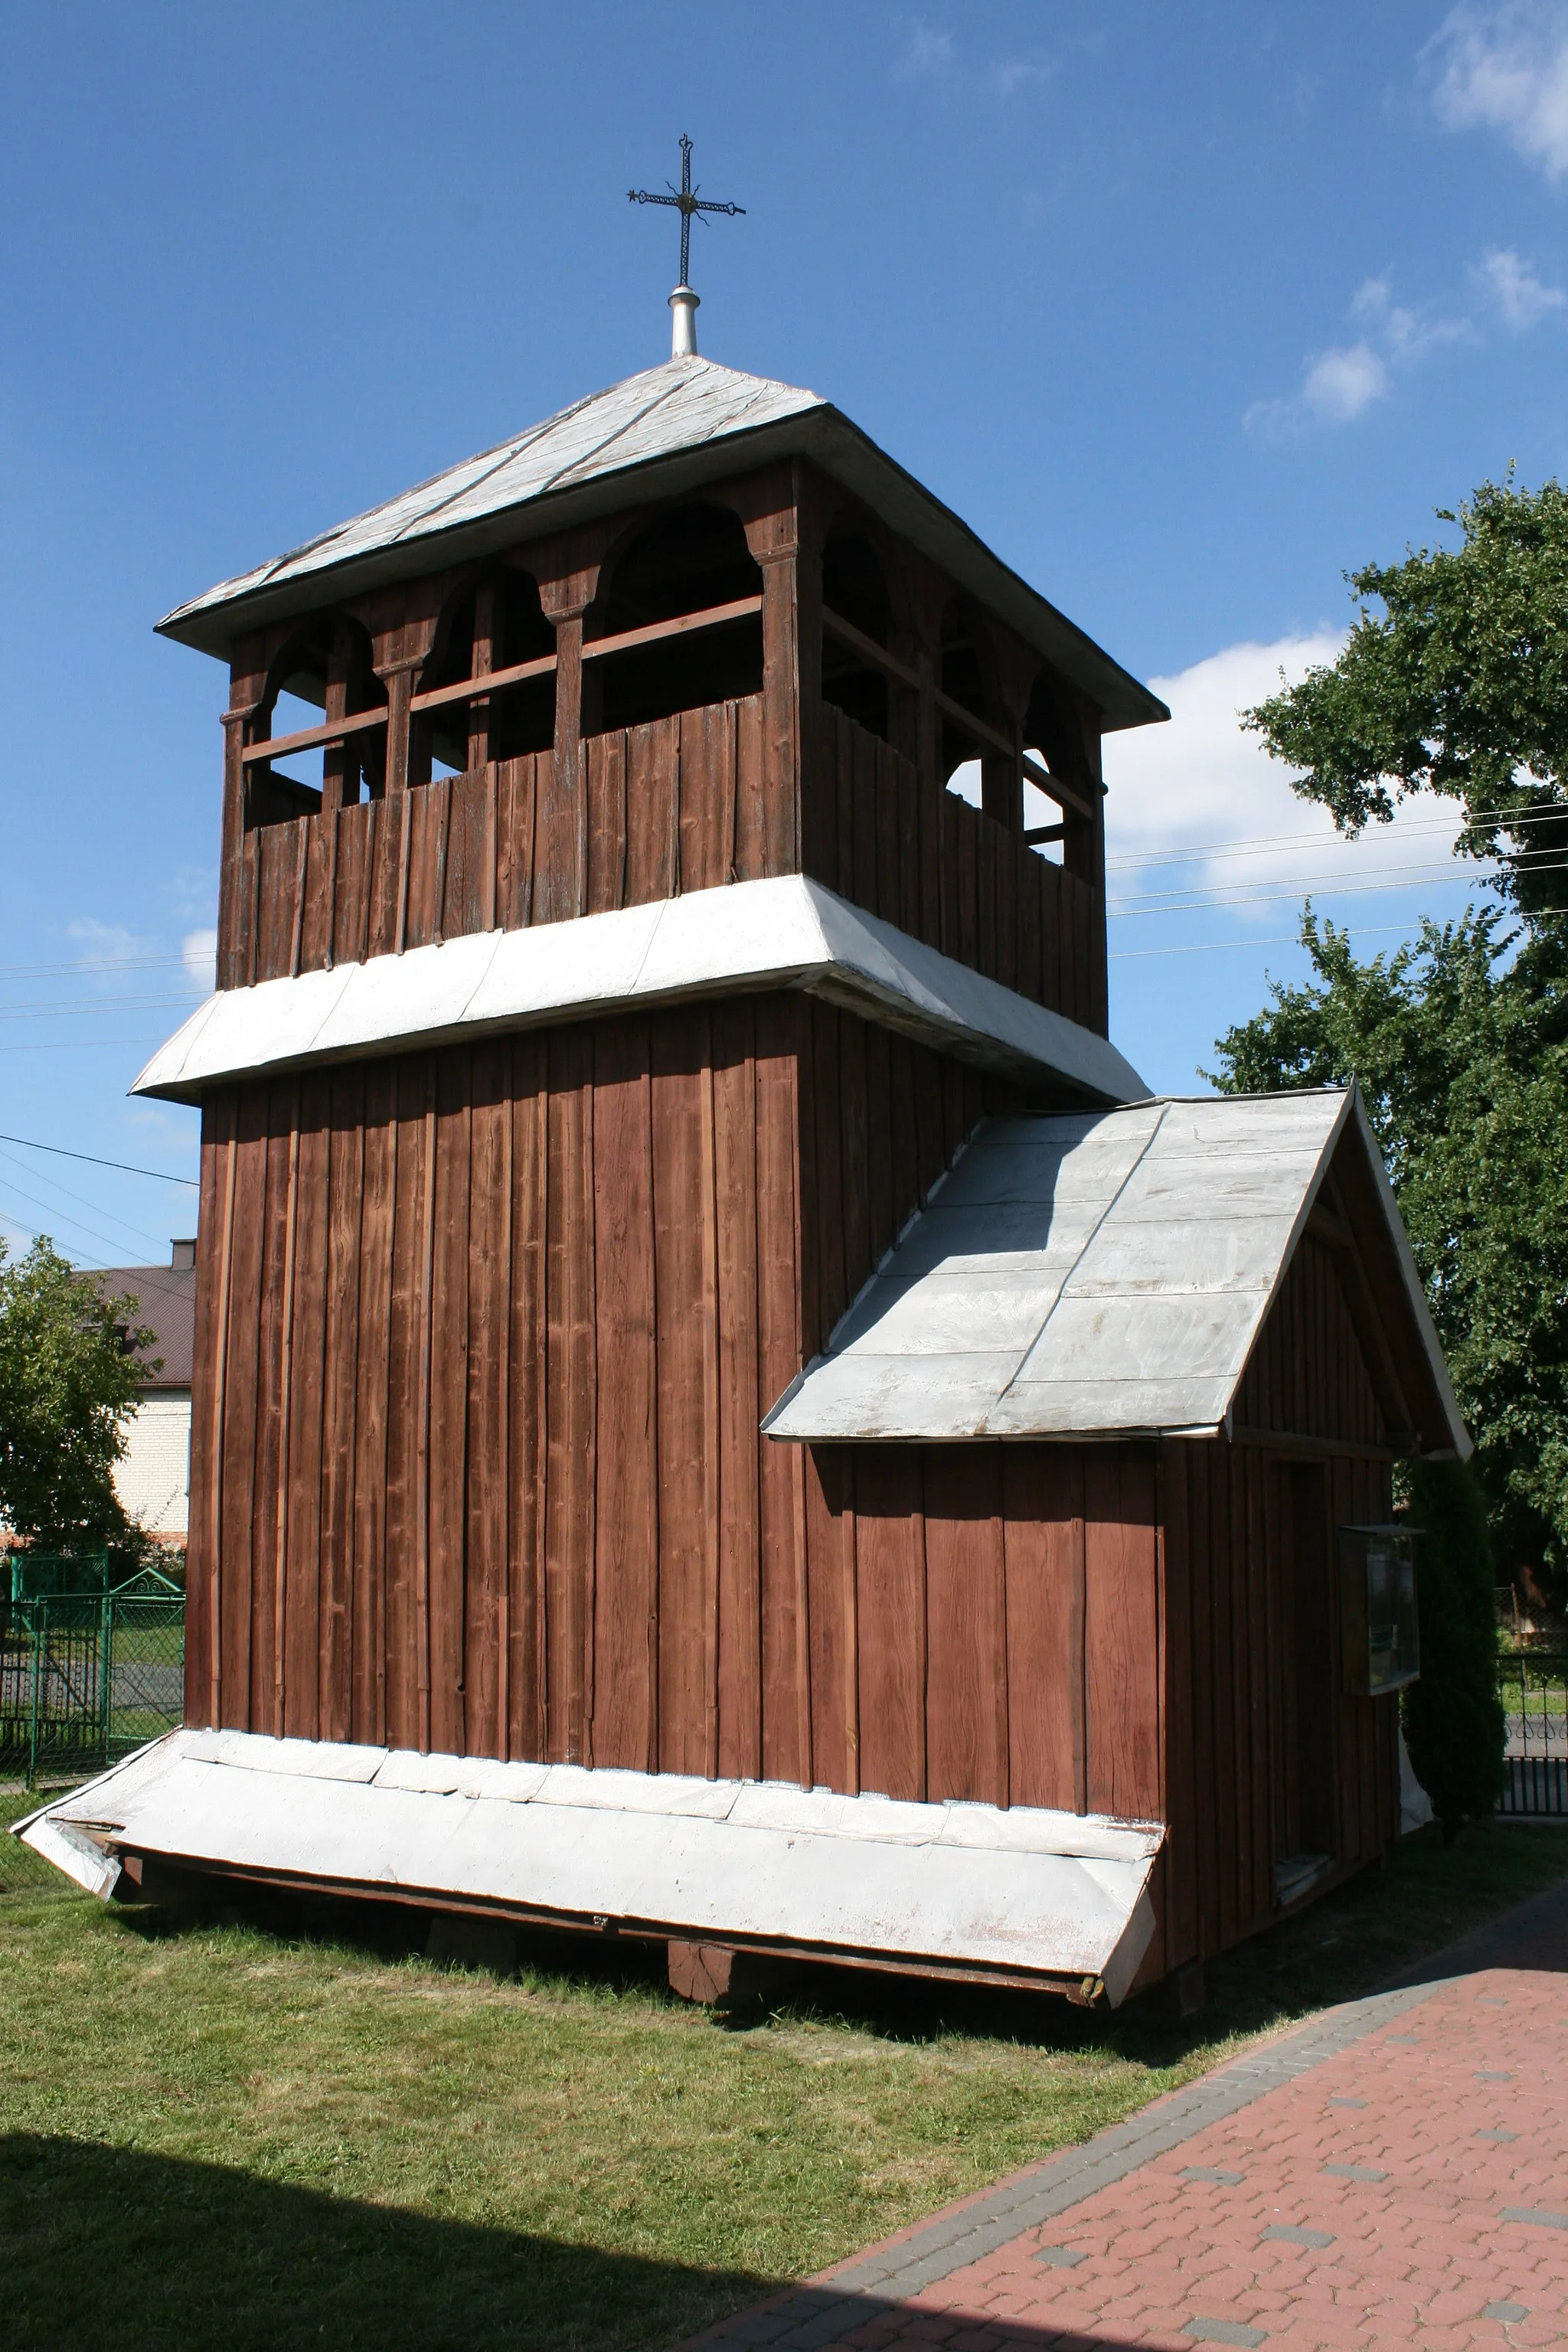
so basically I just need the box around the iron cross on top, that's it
[629,133,744,291]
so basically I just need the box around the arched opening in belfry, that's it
[938,601,1006,806]
[820,528,893,740]
[587,501,764,733]
[414,567,556,780]
[249,613,387,828]
[1023,668,1093,866]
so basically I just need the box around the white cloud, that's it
[1429,2,1568,181]
[1099,635,1468,917]
[992,56,1052,96]
[1246,341,1388,436]
[68,916,148,963]
[1300,342,1391,423]
[897,20,952,77]
[182,929,218,988]
[1475,242,1567,326]
[1246,243,1556,436]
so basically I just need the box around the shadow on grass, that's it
[1,2131,1187,2352]
[1,2131,777,2352]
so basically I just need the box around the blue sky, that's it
[2,2,1566,1266]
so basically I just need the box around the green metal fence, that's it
[1495,1651,1568,1818]
[0,1553,185,1785]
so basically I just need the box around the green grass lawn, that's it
[2,1791,1565,2352]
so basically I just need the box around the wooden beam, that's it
[411,651,557,717]
[241,705,388,766]
[824,606,1076,792]
[1021,751,1096,824]
[399,596,765,724]
[1024,823,1067,847]
[822,606,921,692]
[581,594,763,663]
[1228,1426,1405,1463]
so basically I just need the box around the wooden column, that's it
[466,580,498,774]
[740,466,828,882]
[321,622,356,818]
[537,542,604,923]
[377,665,416,798]
[1070,696,1109,1033]
[217,707,252,991]
[987,639,1037,837]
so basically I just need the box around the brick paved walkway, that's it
[688,1883,1568,2352]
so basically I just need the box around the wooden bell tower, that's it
[149,345,1163,1790]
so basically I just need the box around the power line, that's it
[0,950,203,979]
[0,1174,161,1266]
[1103,798,1568,871]
[0,1147,170,1252]
[1109,864,1506,914]
[1106,864,1568,920]
[0,1037,165,1054]
[1109,908,1568,959]
[0,995,207,1024]
[0,1130,199,1186]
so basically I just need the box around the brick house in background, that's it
[96,1241,196,1547]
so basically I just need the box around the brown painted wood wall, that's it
[185,996,1008,1777]
[221,698,1102,1032]
[803,1442,1161,1818]
[1155,1232,1399,1985]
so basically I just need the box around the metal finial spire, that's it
[629,133,745,358]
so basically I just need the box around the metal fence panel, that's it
[1496,1652,1568,1817]
[0,1585,185,1785]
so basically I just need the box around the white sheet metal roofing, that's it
[764,1090,1469,1452]
[155,356,1167,733]
[129,875,1151,1109]
[16,1730,1162,2005]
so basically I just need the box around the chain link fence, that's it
[1,1553,185,1786]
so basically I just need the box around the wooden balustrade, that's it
[802,707,1106,1034]
[218,691,1105,1033]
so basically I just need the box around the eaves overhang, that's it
[155,364,1168,735]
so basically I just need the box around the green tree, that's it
[0,1236,153,1553]
[1210,910,1568,1576]
[1217,472,1568,1586]
[1400,1459,1507,1842]
[1243,475,1568,920]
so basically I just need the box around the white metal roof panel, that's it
[766,1092,1359,1442]
[161,362,822,633]
[129,876,1150,1109]
[18,1730,1163,2004]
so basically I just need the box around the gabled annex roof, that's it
[155,355,1168,733]
[764,1089,1468,1456]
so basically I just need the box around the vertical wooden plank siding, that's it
[1001,1449,1086,1814]
[923,1448,1009,1807]
[593,1020,658,1772]
[194,1001,1017,1783]
[1083,1449,1161,1821]
[852,1448,927,1801]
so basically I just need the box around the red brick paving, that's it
[821,1966,1568,2349]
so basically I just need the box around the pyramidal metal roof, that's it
[156,354,1168,732]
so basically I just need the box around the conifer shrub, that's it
[1400,1459,1507,1841]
